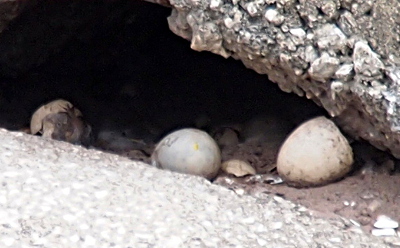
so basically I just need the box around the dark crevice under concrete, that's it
[0,2,325,139]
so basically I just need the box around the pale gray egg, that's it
[152,128,221,180]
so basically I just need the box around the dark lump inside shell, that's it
[42,112,73,141]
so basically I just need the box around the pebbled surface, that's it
[0,128,391,247]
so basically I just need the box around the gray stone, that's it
[314,24,347,52]
[335,63,354,81]
[265,8,285,26]
[353,41,385,77]
[321,0,338,19]
[309,53,340,82]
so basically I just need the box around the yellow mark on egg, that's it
[193,143,199,151]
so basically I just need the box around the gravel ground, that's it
[0,128,391,248]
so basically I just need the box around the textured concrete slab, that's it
[0,129,391,247]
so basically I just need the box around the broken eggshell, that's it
[30,99,83,135]
[151,128,221,180]
[30,99,92,146]
[277,116,353,187]
[221,159,256,177]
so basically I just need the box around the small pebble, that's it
[241,217,255,224]
[246,174,283,184]
[84,235,96,246]
[257,238,267,246]
[63,214,77,222]
[349,219,361,227]
[223,178,234,185]
[270,222,283,230]
[273,196,285,203]
[371,228,397,237]
[233,188,245,195]
[69,234,80,243]
[297,206,308,212]
[94,190,109,199]
[2,237,15,246]
[263,174,284,185]
[329,237,341,243]
[374,215,399,229]
[359,190,376,200]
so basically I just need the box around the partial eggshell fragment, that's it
[221,159,256,177]
[151,128,221,180]
[277,116,353,187]
[30,99,82,135]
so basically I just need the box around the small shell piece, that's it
[221,159,256,177]
[30,99,82,135]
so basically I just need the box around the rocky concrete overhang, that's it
[0,0,400,157]
[144,0,400,157]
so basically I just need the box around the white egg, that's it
[277,116,353,187]
[151,128,221,180]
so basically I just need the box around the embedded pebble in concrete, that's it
[0,128,390,247]
[371,229,397,237]
[277,116,354,187]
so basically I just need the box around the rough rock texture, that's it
[161,0,400,157]
[0,128,392,247]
